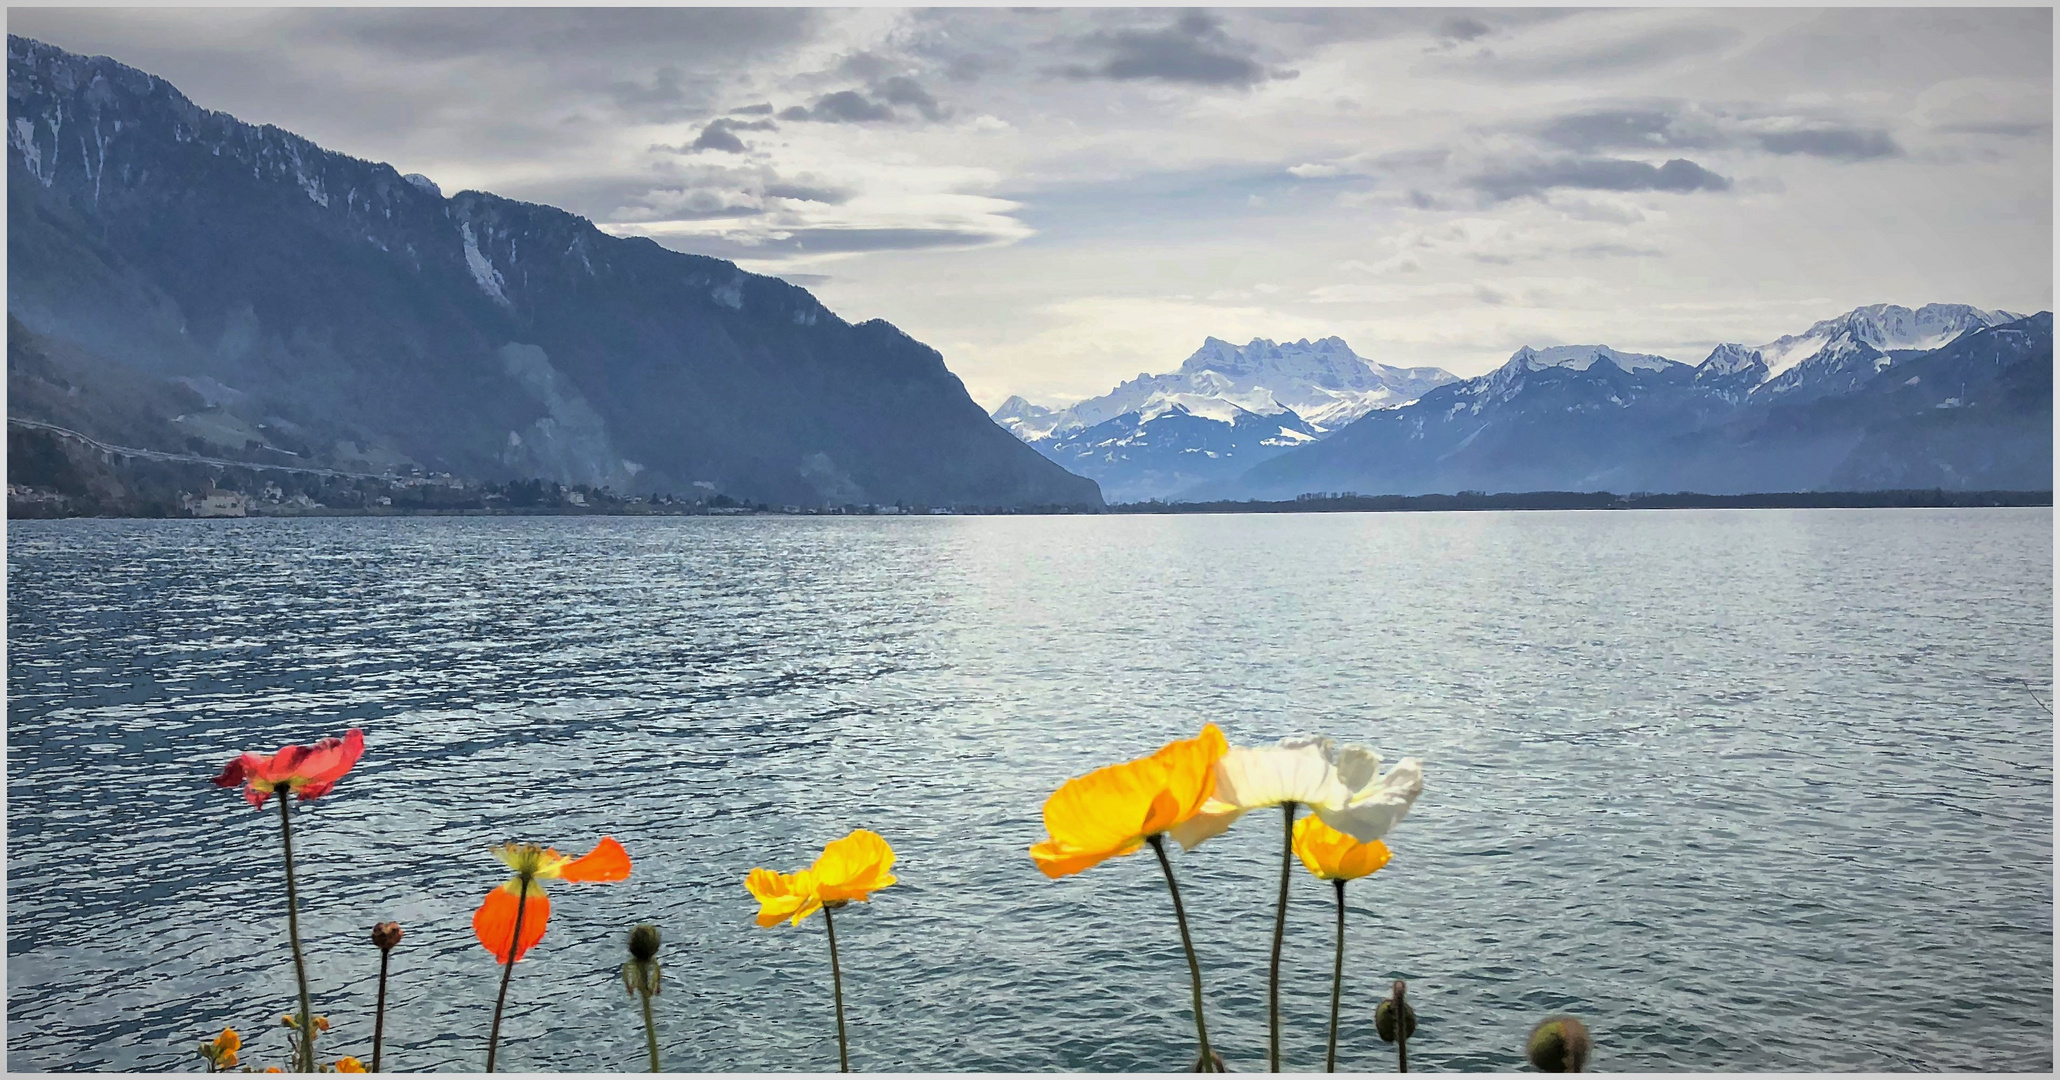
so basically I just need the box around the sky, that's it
[9,6,2053,408]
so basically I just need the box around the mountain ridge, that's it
[6,34,1103,508]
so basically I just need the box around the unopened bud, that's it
[1527,1016,1591,1073]
[628,923,661,962]
[371,922,403,951]
[1375,997,1417,1043]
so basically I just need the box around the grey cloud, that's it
[690,117,777,154]
[1537,106,1723,153]
[875,76,948,122]
[1934,120,2052,138]
[731,102,775,116]
[779,81,948,124]
[271,8,821,63]
[1438,16,1492,43]
[1569,242,1664,259]
[1459,24,1743,81]
[653,227,1014,261]
[764,182,851,205]
[1057,11,1288,89]
[837,51,899,82]
[1755,127,1901,161]
[1472,157,1733,200]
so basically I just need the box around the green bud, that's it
[1375,997,1417,1043]
[1527,1016,1591,1073]
[628,923,661,963]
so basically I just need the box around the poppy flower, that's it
[811,829,898,906]
[472,838,633,964]
[1172,736,1423,847]
[1293,816,1392,881]
[746,867,823,928]
[1029,723,1228,878]
[741,830,900,1073]
[333,1057,367,1073]
[211,729,366,808]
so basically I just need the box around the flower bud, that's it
[628,923,661,963]
[371,922,403,951]
[1527,1015,1591,1073]
[1375,997,1416,1043]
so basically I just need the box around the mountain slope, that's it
[6,35,1101,508]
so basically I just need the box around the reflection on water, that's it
[7,510,2052,1071]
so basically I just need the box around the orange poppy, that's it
[472,838,632,963]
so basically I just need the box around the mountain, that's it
[992,336,1455,501]
[1202,309,2051,500]
[6,35,1101,509]
[1754,303,2023,382]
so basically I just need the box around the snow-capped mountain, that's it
[1755,303,2023,380]
[1201,308,2051,501]
[990,336,1455,501]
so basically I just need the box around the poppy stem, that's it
[638,970,659,1073]
[1393,980,1409,1073]
[1270,802,1296,1073]
[1147,833,1216,1072]
[372,947,391,1072]
[485,882,530,1073]
[822,905,851,1073]
[1326,879,1345,1073]
[275,793,317,1073]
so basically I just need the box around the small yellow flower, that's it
[280,1015,296,1028]
[333,1057,366,1073]
[312,1016,331,1034]
[198,1027,241,1070]
[745,867,822,927]
[1293,816,1392,881]
[265,1067,285,1073]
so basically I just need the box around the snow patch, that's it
[460,222,512,307]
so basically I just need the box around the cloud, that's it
[764,181,850,205]
[1288,163,1344,179]
[1437,16,1492,44]
[1535,105,1723,153]
[1453,23,1743,82]
[1056,11,1289,89]
[778,79,948,124]
[874,75,948,121]
[1753,127,1901,160]
[638,226,1019,260]
[689,116,777,154]
[731,102,775,116]
[1471,157,1732,200]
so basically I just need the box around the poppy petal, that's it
[557,837,631,882]
[211,759,248,789]
[473,882,551,963]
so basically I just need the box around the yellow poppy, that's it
[812,829,898,905]
[333,1057,367,1073]
[745,829,898,927]
[1029,723,1228,878]
[1293,815,1392,881]
[746,867,824,927]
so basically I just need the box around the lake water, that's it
[7,510,2052,1072]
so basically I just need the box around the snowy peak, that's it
[1694,343,1769,388]
[991,395,1065,441]
[1502,344,1678,375]
[1755,303,2023,379]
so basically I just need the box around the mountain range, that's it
[998,303,2049,502]
[6,35,1101,510]
[993,336,1456,501]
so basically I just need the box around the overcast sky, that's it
[10,6,2053,406]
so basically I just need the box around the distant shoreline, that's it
[8,488,2050,521]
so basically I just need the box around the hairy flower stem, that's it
[276,794,317,1073]
[638,972,659,1072]
[1394,981,1409,1073]
[822,905,851,1073]
[1269,802,1297,1073]
[1326,880,1346,1073]
[372,949,392,1072]
[1148,833,1216,1072]
[485,882,531,1073]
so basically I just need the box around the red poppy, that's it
[212,729,366,807]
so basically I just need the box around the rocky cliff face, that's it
[6,35,1102,508]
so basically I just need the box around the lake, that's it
[6,510,2052,1072]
